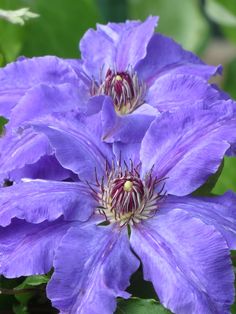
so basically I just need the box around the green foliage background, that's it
[0,0,236,313]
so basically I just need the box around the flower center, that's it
[110,176,145,216]
[93,161,165,227]
[91,69,146,115]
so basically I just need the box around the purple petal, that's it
[47,224,139,314]
[131,209,234,313]
[80,27,116,81]
[101,98,156,143]
[0,127,52,175]
[141,101,236,196]
[0,218,75,278]
[0,91,102,178]
[7,155,76,183]
[113,142,141,166]
[136,33,221,85]
[146,75,220,112]
[0,56,80,118]
[32,117,113,182]
[0,179,94,226]
[115,16,158,71]
[9,83,84,128]
[161,191,236,249]
[80,16,158,79]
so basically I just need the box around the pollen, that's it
[115,75,122,81]
[123,180,133,192]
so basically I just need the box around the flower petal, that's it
[7,155,75,183]
[0,179,94,226]
[115,16,158,71]
[80,16,158,78]
[9,83,84,128]
[0,127,52,175]
[47,224,139,314]
[101,98,155,143]
[136,33,221,85]
[0,218,75,277]
[141,101,236,195]
[146,74,220,112]
[32,116,113,181]
[130,209,234,314]
[161,191,236,249]
[113,142,141,166]
[0,56,80,118]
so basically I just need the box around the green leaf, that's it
[20,0,103,58]
[128,269,157,299]
[116,298,171,314]
[192,159,224,196]
[13,304,28,314]
[212,157,236,194]
[232,303,236,314]
[0,116,8,134]
[16,275,49,288]
[14,275,49,306]
[128,0,209,52]
[0,277,21,311]
[205,0,236,26]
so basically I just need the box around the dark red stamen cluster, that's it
[88,159,166,226]
[103,69,134,107]
[91,68,146,115]
[110,175,144,215]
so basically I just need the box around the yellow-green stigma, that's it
[123,180,133,192]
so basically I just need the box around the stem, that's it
[0,287,43,295]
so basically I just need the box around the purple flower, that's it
[0,17,221,120]
[78,16,226,142]
[0,16,230,184]
[0,104,236,313]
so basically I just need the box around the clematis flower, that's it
[78,15,228,143]
[0,16,229,183]
[0,16,222,120]
[0,104,236,313]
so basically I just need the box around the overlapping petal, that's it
[47,224,139,314]
[0,82,87,179]
[6,155,75,183]
[146,74,220,112]
[101,98,156,143]
[80,16,158,79]
[0,179,94,226]
[130,209,234,314]
[0,56,80,118]
[161,191,236,249]
[9,83,84,128]
[0,127,52,175]
[0,218,75,277]
[136,33,222,85]
[141,101,236,195]
[32,116,113,182]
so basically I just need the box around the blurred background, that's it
[0,0,236,312]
